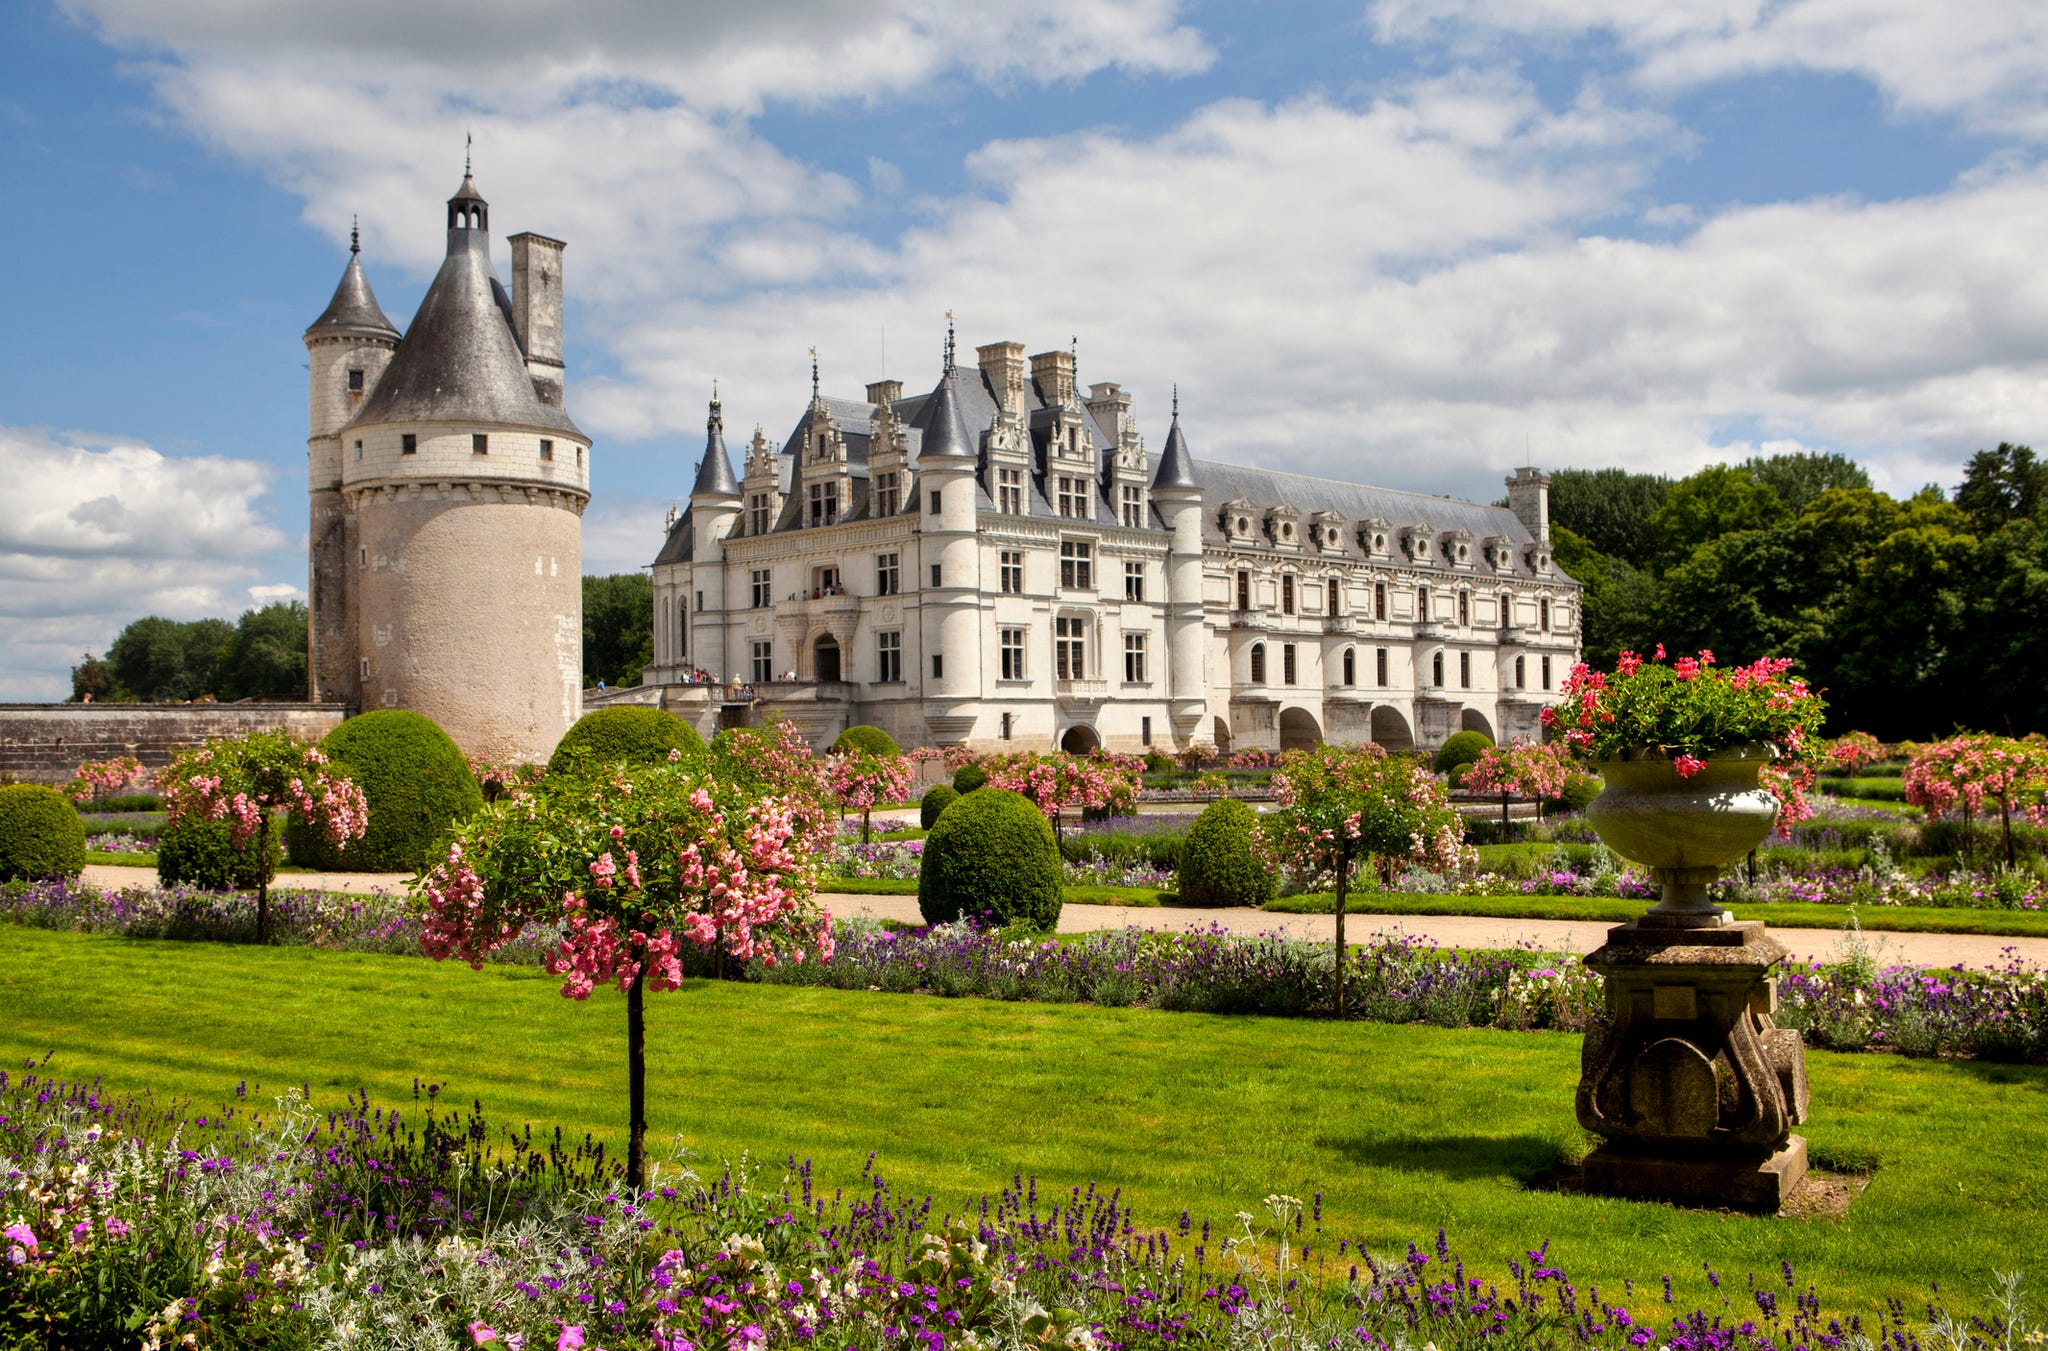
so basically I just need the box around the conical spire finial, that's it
[350,214,360,255]
[1172,384,1179,418]
[809,346,820,401]
[943,311,956,373]
[464,131,472,178]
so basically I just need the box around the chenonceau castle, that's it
[302,170,1580,762]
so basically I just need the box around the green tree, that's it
[1552,526,1660,668]
[67,652,118,703]
[217,602,309,701]
[1954,443,2047,536]
[1654,528,1818,665]
[105,615,233,702]
[1547,468,1670,569]
[1954,517,2048,734]
[583,572,654,689]
[1823,523,1978,738]
[1648,465,1793,570]
[1741,450,1872,512]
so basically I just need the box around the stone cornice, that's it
[343,478,590,515]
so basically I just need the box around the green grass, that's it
[2,927,2041,1305]
[84,850,157,868]
[821,877,1168,907]
[1263,890,2048,937]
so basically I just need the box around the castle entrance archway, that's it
[813,634,841,683]
[1060,724,1100,755]
[1279,706,1322,751]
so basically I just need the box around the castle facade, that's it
[304,173,591,763]
[640,337,1580,754]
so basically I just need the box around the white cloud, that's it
[0,427,298,700]
[1368,0,2048,140]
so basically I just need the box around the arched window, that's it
[1431,651,1444,687]
[678,596,688,661]
[1342,647,1356,686]
[1515,654,1526,689]
[1250,643,1267,684]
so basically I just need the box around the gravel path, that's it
[79,863,2043,971]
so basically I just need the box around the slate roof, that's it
[690,400,740,497]
[348,194,583,438]
[1152,412,1198,490]
[305,250,399,341]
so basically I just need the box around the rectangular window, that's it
[1141,716,1153,746]
[1236,570,1251,611]
[1417,586,1429,622]
[1374,582,1386,620]
[360,657,370,678]
[1059,540,1093,590]
[1540,598,1552,631]
[1328,579,1340,615]
[1121,485,1144,528]
[1283,643,1297,686]
[352,439,363,461]
[998,468,1024,515]
[751,641,773,683]
[473,433,489,455]
[540,438,554,461]
[1376,647,1389,686]
[930,563,942,589]
[576,446,583,466]
[750,568,772,609]
[811,566,839,594]
[1002,712,1014,741]
[932,653,944,680]
[1057,475,1088,519]
[1123,632,1148,683]
[748,493,771,536]
[808,481,839,527]
[1500,592,1513,629]
[1000,550,1024,595]
[1282,575,1296,615]
[1542,655,1553,689]
[401,433,417,456]
[1460,651,1471,688]
[877,631,902,683]
[929,490,941,515]
[1458,592,1470,626]
[677,598,688,660]
[1123,561,1145,602]
[873,472,899,518]
[347,368,364,391]
[876,553,899,596]
[999,628,1026,680]
[1055,617,1087,679]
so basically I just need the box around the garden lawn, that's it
[823,876,1168,907]
[1264,890,2048,937]
[2,928,2042,1310]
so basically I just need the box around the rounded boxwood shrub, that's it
[1176,797,1275,908]
[548,706,706,777]
[1434,730,1494,782]
[287,711,483,872]
[0,784,87,882]
[1546,770,1603,814]
[831,724,901,757]
[919,784,959,830]
[952,764,988,794]
[159,812,282,890]
[918,788,1062,931]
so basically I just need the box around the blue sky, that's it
[3,0,2046,700]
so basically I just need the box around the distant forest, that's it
[1548,444,2048,740]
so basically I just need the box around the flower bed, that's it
[5,1067,2033,1350]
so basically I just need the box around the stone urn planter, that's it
[1575,746,1812,1210]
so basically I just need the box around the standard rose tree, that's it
[1904,733,2048,869]
[1258,743,1468,1017]
[979,751,1141,836]
[159,732,368,940]
[416,729,835,1188]
[828,748,917,846]
[1463,740,1572,837]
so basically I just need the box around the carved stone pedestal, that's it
[1576,919,1811,1211]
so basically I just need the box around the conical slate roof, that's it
[306,248,399,341]
[350,216,581,437]
[914,365,979,461]
[1152,406,1200,490]
[691,395,740,497]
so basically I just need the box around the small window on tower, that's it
[540,439,554,461]
[347,369,364,392]
[352,440,363,461]
[401,434,417,456]
[473,434,489,455]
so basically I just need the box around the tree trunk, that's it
[1334,856,1349,1020]
[861,805,873,847]
[2002,804,2015,871]
[626,965,647,1191]
[256,814,271,943]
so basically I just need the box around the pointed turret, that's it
[691,390,741,498]
[1152,386,1201,491]
[305,221,399,341]
[916,323,979,462]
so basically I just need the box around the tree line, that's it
[1550,444,2048,740]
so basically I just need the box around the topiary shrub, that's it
[919,784,959,830]
[831,724,901,757]
[918,788,1062,931]
[285,710,484,872]
[1546,769,1603,814]
[1176,797,1275,908]
[0,784,87,882]
[549,706,706,777]
[158,812,283,890]
[952,764,988,794]
[1434,730,1494,783]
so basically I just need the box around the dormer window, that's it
[1236,516,1249,533]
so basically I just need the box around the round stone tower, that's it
[308,170,592,764]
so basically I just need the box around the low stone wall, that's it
[0,703,351,784]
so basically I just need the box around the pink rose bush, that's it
[827,748,917,846]
[1826,730,1887,773]
[66,755,150,805]
[976,750,1141,834]
[1463,740,1576,834]
[1543,646,1826,781]
[1904,733,2048,868]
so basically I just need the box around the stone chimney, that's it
[1506,466,1550,543]
[1086,381,1129,443]
[508,232,566,404]
[976,341,1026,417]
[1031,349,1076,407]
[866,378,902,407]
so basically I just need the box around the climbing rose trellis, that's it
[415,727,835,1186]
[159,732,368,940]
